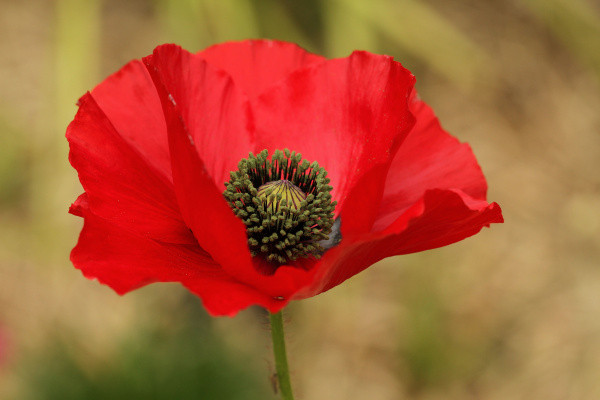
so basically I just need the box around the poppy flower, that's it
[68,40,503,317]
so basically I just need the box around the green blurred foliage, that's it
[0,118,28,210]
[19,297,272,400]
[522,0,600,80]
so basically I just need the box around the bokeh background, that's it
[1,0,599,399]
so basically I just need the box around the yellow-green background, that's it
[1,0,599,399]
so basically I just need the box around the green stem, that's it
[269,311,295,400]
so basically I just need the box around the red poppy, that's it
[68,40,503,316]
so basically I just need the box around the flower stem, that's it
[269,311,295,400]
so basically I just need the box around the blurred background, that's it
[1,0,599,399]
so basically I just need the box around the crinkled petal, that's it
[67,93,193,244]
[296,189,503,297]
[375,93,489,230]
[71,203,286,316]
[90,60,172,180]
[252,50,416,234]
[199,39,325,99]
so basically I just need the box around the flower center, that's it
[224,149,336,265]
[257,179,306,213]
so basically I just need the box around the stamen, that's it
[223,149,337,267]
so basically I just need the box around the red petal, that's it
[199,39,325,99]
[69,192,89,217]
[71,209,285,316]
[91,60,172,180]
[144,44,255,186]
[143,45,256,280]
[297,189,503,297]
[375,94,489,230]
[67,93,194,244]
[144,45,317,301]
[252,50,416,234]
